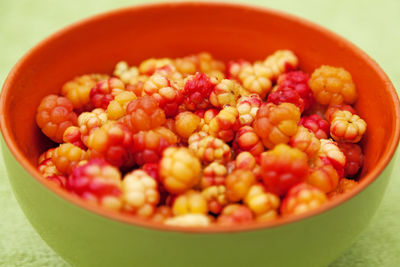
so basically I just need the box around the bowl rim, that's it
[1,1,399,233]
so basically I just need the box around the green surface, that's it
[0,0,399,266]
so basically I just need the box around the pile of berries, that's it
[36,51,366,228]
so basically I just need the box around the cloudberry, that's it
[264,50,299,79]
[238,63,273,98]
[289,126,320,158]
[233,126,264,156]
[132,127,178,166]
[90,77,125,109]
[299,114,329,139]
[260,144,308,196]
[209,79,241,108]
[52,143,88,175]
[36,94,78,143]
[122,170,160,217]
[281,183,327,216]
[244,184,280,219]
[330,110,367,143]
[200,162,227,189]
[253,102,300,149]
[188,134,232,165]
[159,147,202,194]
[172,190,208,216]
[217,204,254,225]
[87,121,134,168]
[202,185,228,215]
[121,96,166,133]
[209,106,240,142]
[307,164,340,193]
[225,169,256,202]
[236,94,262,126]
[338,142,364,177]
[174,111,202,140]
[277,71,313,110]
[183,72,216,110]
[67,159,123,210]
[309,66,357,105]
[61,74,108,111]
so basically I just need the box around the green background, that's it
[0,0,399,266]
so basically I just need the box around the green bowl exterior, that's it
[2,138,395,267]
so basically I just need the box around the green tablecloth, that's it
[0,0,399,266]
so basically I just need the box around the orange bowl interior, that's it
[1,2,399,232]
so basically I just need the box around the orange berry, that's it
[233,126,264,156]
[174,111,202,140]
[202,185,228,215]
[152,206,173,223]
[36,94,78,143]
[172,190,208,216]
[209,79,241,108]
[244,184,280,220]
[78,108,108,145]
[63,126,86,149]
[281,183,327,216]
[87,121,134,168]
[159,147,202,194]
[307,164,340,193]
[225,169,256,202]
[61,74,108,110]
[209,106,240,142]
[217,204,254,225]
[309,66,357,105]
[328,178,358,199]
[330,110,367,143]
[121,95,166,134]
[132,127,178,166]
[52,143,88,175]
[315,139,346,178]
[253,102,301,149]
[289,126,321,158]
[106,91,137,120]
[139,58,173,75]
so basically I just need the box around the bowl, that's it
[1,2,399,267]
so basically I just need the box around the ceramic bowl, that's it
[1,2,399,267]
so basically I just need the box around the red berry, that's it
[338,142,364,177]
[67,159,123,210]
[183,72,215,110]
[325,104,356,123]
[299,114,329,139]
[142,163,160,181]
[233,126,264,156]
[267,87,305,113]
[87,121,135,168]
[277,71,314,110]
[132,127,178,166]
[90,78,125,109]
[36,95,78,143]
[260,144,309,196]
